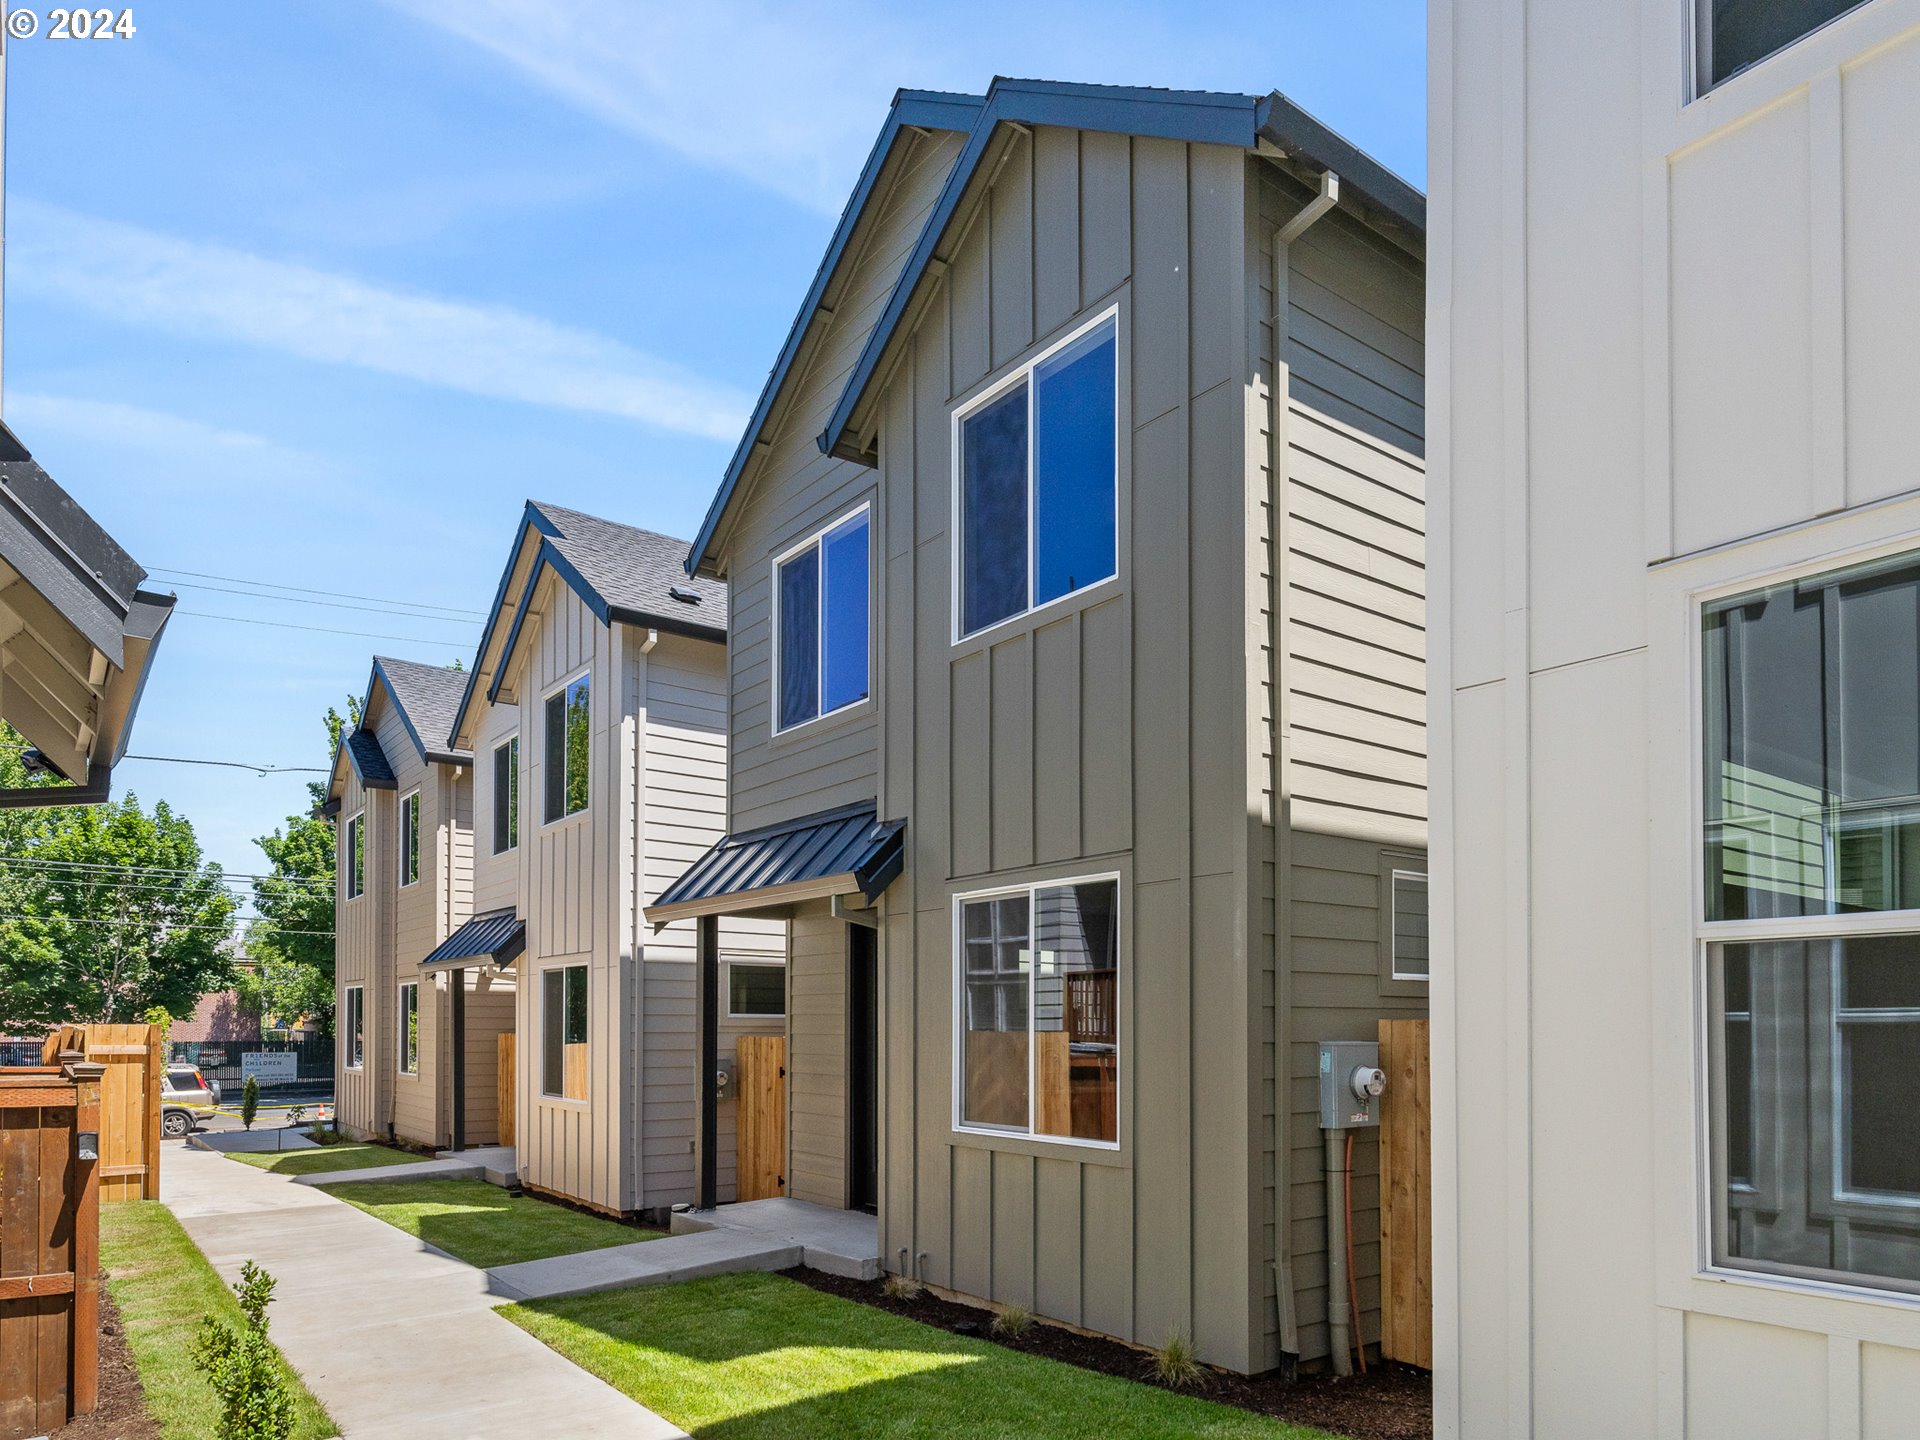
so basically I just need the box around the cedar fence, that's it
[1377,1017,1432,1370]
[40,1024,161,1204]
[0,1060,103,1439]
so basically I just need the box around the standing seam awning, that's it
[646,802,905,924]
[420,910,525,971]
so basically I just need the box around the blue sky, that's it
[6,0,1425,895]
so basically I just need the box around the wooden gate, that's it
[735,1035,786,1202]
[42,1024,160,1203]
[1378,1018,1432,1369]
[0,1062,102,1439]
[497,1033,515,1148]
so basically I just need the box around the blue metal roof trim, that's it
[448,504,556,747]
[652,801,907,913]
[343,729,396,789]
[820,78,1427,463]
[684,88,983,579]
[421,909,525,969]
[483,536,604,706]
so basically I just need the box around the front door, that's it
[847,925,878,1213]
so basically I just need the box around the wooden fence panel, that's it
[497,1033,515,1148]
[1378,1018,1432,1369]
[0,1065,101,1439]
[40,1025,159,1203]
[736,1035,787,1202]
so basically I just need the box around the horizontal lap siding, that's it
[878,127,1264,1371]
[787,911,847,1209]
[1254,162,1427,1366]
[721,126,965,835]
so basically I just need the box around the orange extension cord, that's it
[1345,1130,1367,1375]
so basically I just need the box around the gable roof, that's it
[684,88,983,579]
[371,656,472,766]
[821,77,1426,463]
[449,500,726,746]
[344,729,396,789]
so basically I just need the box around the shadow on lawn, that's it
[326,1178,658,1270]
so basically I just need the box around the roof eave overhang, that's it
[449,507,553,748]
[644,871,868,926]
[685,88,985,580]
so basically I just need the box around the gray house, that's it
[652,78,1427,1375]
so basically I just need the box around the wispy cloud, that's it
[8,391,318,470]
[10,199,751,440]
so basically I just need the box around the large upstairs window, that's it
[543,675,589,824]
[493,736,519,854]
[954,310,1118,640]
[775,506,871,733]
[398,790,420,887]
[345,813,365,900]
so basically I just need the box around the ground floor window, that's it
[1710,935,1920,1293]
[343,985,364,1070]
[542,964,588,1100]
[956,875,1119,1146]
[397,982,419,1075]
[727,962,786,1018]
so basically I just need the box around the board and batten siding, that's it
[871,125,1268,1372]
[1251,161,1428,1368]
[334,761,387,1139]
[718,124,965,834]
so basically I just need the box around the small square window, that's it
[1391,872,1429,981]
[727,963,786,1018]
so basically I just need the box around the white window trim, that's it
[1389,869,1430,982]
[1685,532,1920,1309]
[492,733,520,855]
[539,960,590,1105]
[342,984,365,1071]
[1686,0,1882,103]
[770,502,874,737]
[948,306,1122,647]
[539,668,592,829]
[397,981,419,1077]
[950,870,1122,1153]
[398,789,421,888]
[344,811,366,902]
[724,959,788,1020]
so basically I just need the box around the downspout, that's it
[1270,168,1340,1375]
[631,628,656,1206]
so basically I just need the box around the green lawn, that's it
[224,1141,423,1176]
[505,1272,1335,1440]
[100,1201,337,1440]
[317,1177,659,1269]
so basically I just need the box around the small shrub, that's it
[990,1302,1034,1340]
[240,1076,260,1131]
[191,1260,294,1440]
[1151,1329,1206,1390]
[303,1125,344,1147]
[881,1273,923,1301]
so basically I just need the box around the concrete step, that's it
[485,1229,804,1304]
[294,1157,486,1187]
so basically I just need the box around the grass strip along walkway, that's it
[100,1201,337,1440]
[318,1177,662,1269]
[223,1140,425,1177]
[505,1271,1338,1440]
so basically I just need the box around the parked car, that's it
[160,1066,220,1137]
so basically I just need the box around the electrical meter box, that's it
[1318,1040,1386,1130]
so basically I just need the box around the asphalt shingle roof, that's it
[530,502,727,638]
[374,656,473,763]
[344,729,396,788]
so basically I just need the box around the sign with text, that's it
[241,1051,298,1085]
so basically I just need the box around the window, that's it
[542,964,588,1100]
[726,962,786,1018]
[543,675,590,823]
[397,982,419,1075]
[956,876,1120,1146]
[493,736,519,854]
[345,813,365,900]
[1702,548,1920,1294]
[954,311,1118,639]
[775,507,871,732]
[398,791,420,887]
[1695,0,1873,93]
[1391,872,1430,980]
[342,985,364,1070]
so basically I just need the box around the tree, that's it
[192,1261,294,1440]
[240,1074,260,1131]
[245,699,356,1036]
[0,726,239,1030]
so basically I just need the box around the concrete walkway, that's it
[291,1155,488,1188]
[488,1197,880,1302]
[162,1142,686,1440]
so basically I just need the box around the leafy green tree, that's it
[0,725,239,1030]
[245,700,357,1036]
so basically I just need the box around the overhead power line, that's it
[177,609,478,646]
[0,911,333,938]
[159,580,484,624]
[148,567,486,620]
[0,856,334,888]
[0,738,326,776]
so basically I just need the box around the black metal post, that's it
[695,913,719,1210]
[450,967,466,1153]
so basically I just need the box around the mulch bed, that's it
[784,1267,1431,1440]
[54,1286,159,1440]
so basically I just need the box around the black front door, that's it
[848,925,878,1214]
